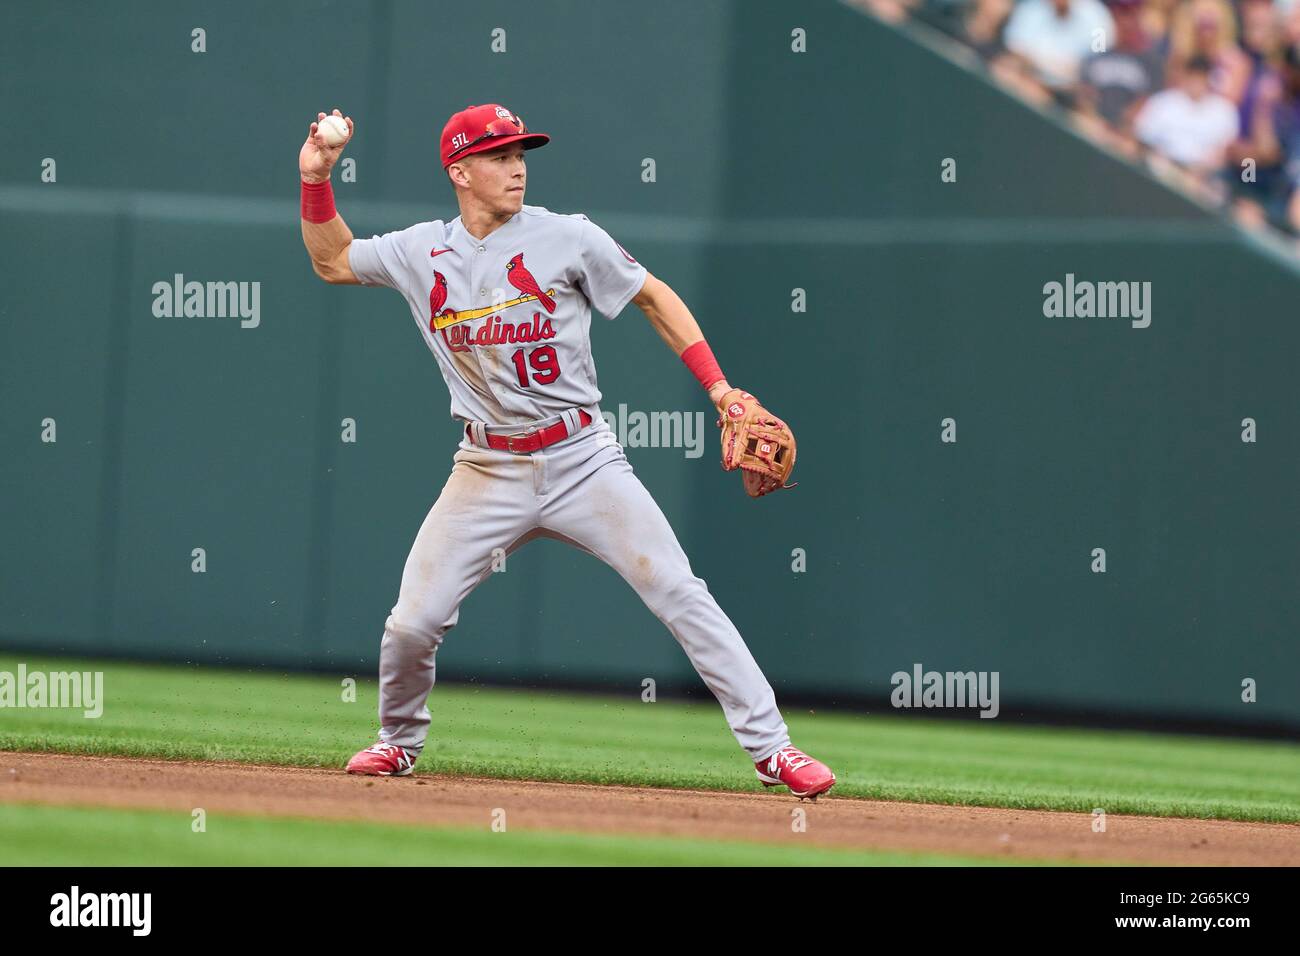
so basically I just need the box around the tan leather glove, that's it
[715,388,797,498]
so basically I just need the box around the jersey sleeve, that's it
[348,226,416,290]
[573,215,647,319]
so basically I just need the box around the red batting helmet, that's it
[440,104,549,168]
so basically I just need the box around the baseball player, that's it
[299,104,834,799]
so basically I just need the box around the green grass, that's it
[0,803,1029,867]
[1,653,1297,822]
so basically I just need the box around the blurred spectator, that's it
[1135,54,1239,176]
[1001,0,1116,99]
[1167,0,1252,103]
[1139,0,1178,52]
[1239,0,1283,66]
[1286,2,1300,49]
[1078,0,1165,133]
[1236,0,1283,136]
[1230,43,1300,231]
[964,0,1015,60]
[893,0,1300,247]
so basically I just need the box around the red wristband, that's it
[681,340,726,393]
[301,178,337,223]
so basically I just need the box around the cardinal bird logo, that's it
[505,253,556,313]
[428,271,452,331]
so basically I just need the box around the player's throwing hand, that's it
[299,108,354,183]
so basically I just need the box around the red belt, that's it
[467,409,593,454]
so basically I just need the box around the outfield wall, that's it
[2,1,1296,729]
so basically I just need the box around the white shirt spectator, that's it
[1134,88,1239,167]
[1004,0,1116,88]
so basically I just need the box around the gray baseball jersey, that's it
[349,204,645,426]
[348,205,792,763]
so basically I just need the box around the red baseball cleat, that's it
[755,746,835,800]
[345,741,417,777]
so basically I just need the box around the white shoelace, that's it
[770,748,812,773]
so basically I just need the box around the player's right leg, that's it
[347,444,536,775]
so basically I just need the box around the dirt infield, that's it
[3,751,1297,865]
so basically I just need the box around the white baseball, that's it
[318,115,349,147]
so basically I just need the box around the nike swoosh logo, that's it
[430,248,453,258]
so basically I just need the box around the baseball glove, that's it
[715,388,797,498]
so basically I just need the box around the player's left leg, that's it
[538,425,792,763]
